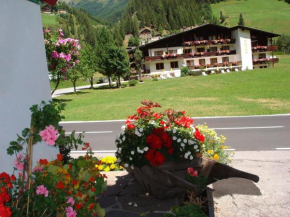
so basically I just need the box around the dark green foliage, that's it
[238,13,245,26]
[181,67,189,77]
[119,0,215,35]
[133,49,144,80]
[129,79,138,86]
[276,34,290,54]
[220,11,225,24]
[164,204,207,217]
[185,175,207,193]
[187,71,202,76]
[128,36,140,47]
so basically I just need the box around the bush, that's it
[181,67,189,77]
[187,71,202,76]
[129,79,138,86]
[97,78,104,84]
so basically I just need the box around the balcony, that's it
[188,61,242,70]
[183,39,236,47]
[252,46,278,52]
[145,50,237,62]
[252,58,279,65]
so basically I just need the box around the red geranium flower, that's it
[146,134,162,150]
[0,173,10,184]
[125,120,135,130]
[151,151,165,166]
[161,133,172,148]
[57,154,63,161]
[10,175,16,182]
[72,180,78,185]
[75,203,83,210]
[39,159,49,165]
[91,187,96,192]
[168,148,174,155]
[153,113,162,120]
[89,203,95,210]
[194,128,205,143]
[57,181,64,189]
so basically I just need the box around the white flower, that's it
[173,128,177,133]
[173,136,177,140]
[196,149,199,152]
[121,125,126,132]
[191,126,196,133]
[145,193,149,196]
[184,154,188,159]
[131,165,134,169]
[181,143,185,147]
[189,156,193,160]
[149,120,156,125]
[129,157,132,160]
[180,148,183,151]
[183,139,187,143]
[177,138,181,143]
[131,151,135,155]
[139,128,143,132]
[122,136,126,141]
[188,140,195,145]
[194,145,198,149]
[124,163,129,167]
[134,203,138,207]
[144,147,149,151]
[128,202,132,206]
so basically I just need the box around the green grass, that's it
[55,55,290,121]
[41,14,57,27]
[211,0,290,35]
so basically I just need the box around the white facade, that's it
[141,25,279,76]
[0,0,58,174]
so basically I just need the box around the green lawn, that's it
[55,55,290,121]
[41,13,57,27]
[211,0,290,35]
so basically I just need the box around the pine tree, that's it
[238,13,245,26]
[220,11,225,24]
[132,14,140,36]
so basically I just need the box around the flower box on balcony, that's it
[184,41,193,46]
[223,62,229,67]
[213,63,219,67]
[194,40,201,45]
[194,65,201,69]
[201,40,208,45]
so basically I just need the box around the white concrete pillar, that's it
[0,0,58,174]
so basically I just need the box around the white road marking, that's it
[212,126,284,130]
[71,150,117,153]
[224,149,236,151]
[65,131,113,134]
[276,148,290,150]
[59,114,290,124]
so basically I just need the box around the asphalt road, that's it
[59,114,290,154]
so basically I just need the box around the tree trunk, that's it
[90,76,94,89]
[51,77,60,95]
[108,76,112,88]
[118,76,121,88]
[73,80,76,93]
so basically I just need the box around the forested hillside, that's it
[119,0,217,36]
[60,0,130,22]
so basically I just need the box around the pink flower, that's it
[62,68,67,74]
[14,154,25,171]
[65,54,71,62]
[58,28,64,37]
[36,185,49,197]
[40,125,58,146]
[33,165,43,173]
[51,51,59,59]
[67,64,72,69]
[66,197,75,206]
[59,52,67,59]
[66,207,77,217]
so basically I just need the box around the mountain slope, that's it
[211,0,290,35]
[61,0,129,22]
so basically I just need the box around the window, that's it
[222,57,229,62]
[156,63,164,70]
[210,58,218,64]
[222,46,230,51]
[154,51,163,56]
[169,50,177,54]
[259,53,266,59]
[184,49,192,54]
[187,60,194,66]
[210,47,217,52]
[170,61,179,68]
[197,48,205,52]
[199,59,205,65]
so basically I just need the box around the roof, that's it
[128,24,280,53]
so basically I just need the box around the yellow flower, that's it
[110,164,116,170]
[213,154,219,161]
[207,150,214,155]
[104,166,110,172]
[119,165,124,170]
[98,165,104,171]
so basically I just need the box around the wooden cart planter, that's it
[125,157,259,199]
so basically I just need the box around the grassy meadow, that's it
[211,0,290,35]
[55,55,290,121]
[41,13,57,27]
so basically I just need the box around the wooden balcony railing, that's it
[253,58,279,65]
[145,50,237,62]
[252,46,278,52]
[188,61,242,70]
[183,39,236,46]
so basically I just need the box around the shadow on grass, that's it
[93,84,128,90]
[52,98,72,103]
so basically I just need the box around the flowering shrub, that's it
[185,167,207,193]
[197,124,234,165]
[96,156,124,172]
[1,154,106,217]
[43,28,81,94]
[115,100,205,168]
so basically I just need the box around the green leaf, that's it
[95,203,105,217]
[83,171,91,182]
[96,177,104,186]
[47,165,59,175]
[77,159,87,168]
